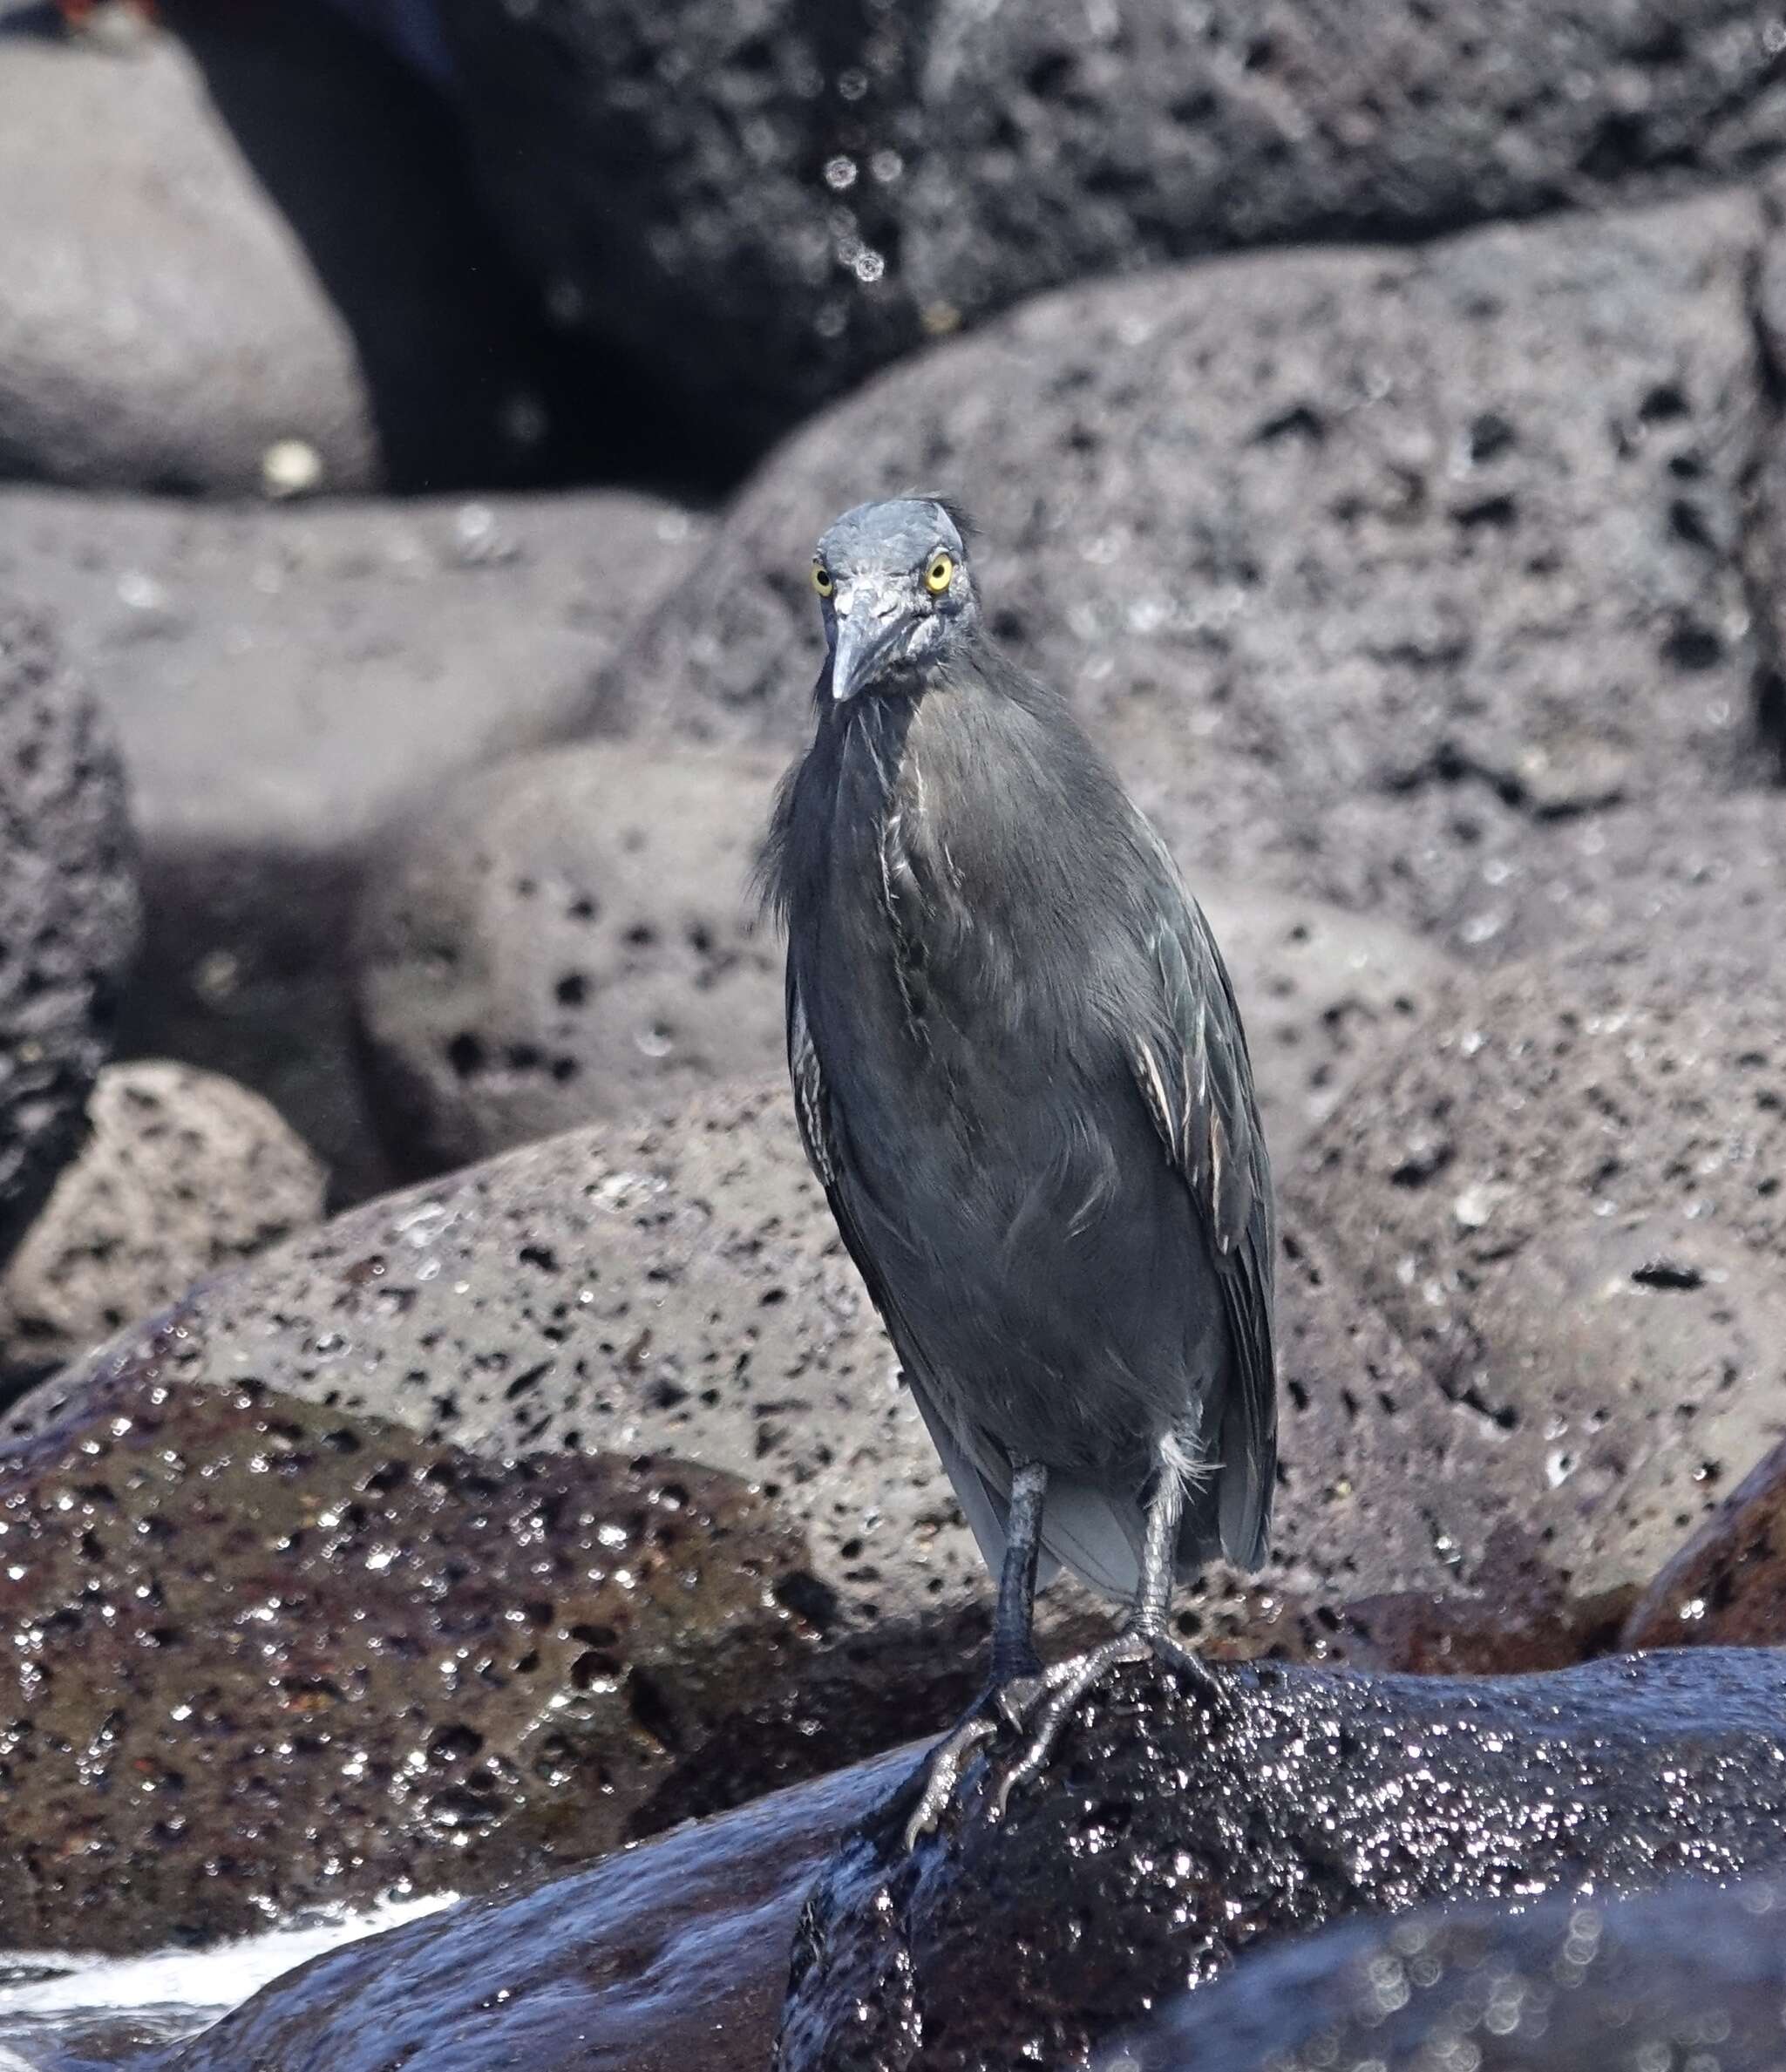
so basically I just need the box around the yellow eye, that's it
[812,562,833,597]
[924,550,954,595]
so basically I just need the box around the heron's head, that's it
[811,497,979,704]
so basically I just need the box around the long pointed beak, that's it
[830,585,906,703]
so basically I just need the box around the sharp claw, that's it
[902,1713,998,1850]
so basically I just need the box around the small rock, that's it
[0,1349,816,1952]
[0,1061,326,1387]
[0,486,705,1199]
[0,608,139,1267]
[1118,1878,1786,2072]
[602,191,1769,961]
[774,1650,1786,2072]
[353,744,787,1176]
[1624,1432,1786,1652]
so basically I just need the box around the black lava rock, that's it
[774,1649,1786,2072]
[1115,1877,1786,2072]
[0,610,138,1266]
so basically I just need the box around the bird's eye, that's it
[812,563,834,598]
[924,551,954,595]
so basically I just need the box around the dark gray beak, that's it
[830,585,907,703]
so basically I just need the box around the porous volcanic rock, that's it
[0,486,703,1198]
[601,189,1770,961]
[907,1,1786,336]
[0,3,606,493]
[774,1650,1786,2072]
[353,744,787,1176]
[1117,1878,1786,2072]
[1290,942,1786,1616]
[0,1348,818,1953]
[12,1074,1661,1787]
[350,740,1451,1176]
[0,1061,326,1388]
[0,609,139,1267]
[432,0,1786,451]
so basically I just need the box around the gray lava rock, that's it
[353,744,787,1176]
[1290,940,1786,1617]
[0,1347,817,1952]
[0,5,600,494]
[1624,1431,1786,1654]
[0,1061,326,1385]
[601,190,1771,961]
[9,1068,1670,1829]
[164,1745,909,2072]
[0,610,138,1267]
[1117,1878,1786,2072]
[774,1650,1786,2072]
[908,1,1786,338]
[431,0,1786,452]
[0,486,703,1198]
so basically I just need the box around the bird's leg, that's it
[903,1459,1049,1847]
[993,1440,1219,1817]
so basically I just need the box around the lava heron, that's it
[762,498,1277,1838]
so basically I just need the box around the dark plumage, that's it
[762,498,1277,1829]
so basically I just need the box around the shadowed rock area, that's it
[0,609,139,1269]
[774,1650,1786,2072]
[1113,1878,1786,2071]
[1625,1432,1786,1652]
[0,1346,821,1952]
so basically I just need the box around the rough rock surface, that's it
[601,190,1771,962]
[0,610,139,1268]
[1291,944,1786,1612]
[350,740,1451,1176]
[0,3,623,495]
[433,0,1786,448]
[353,744,788,1176]
[0,1348,819,1953]
[1624,1433,1786,1652]
[166,1748,909,2072]
[774,1650,1786,2072]
[908,1,1786,336]
[0,486,703,1199]
[9,1077,1684,1783]
[1118,1878,1786,2072]
[0,1062,326,1388]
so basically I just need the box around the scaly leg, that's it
[903,1458,1049,1848]
[993,1440,1219,1817]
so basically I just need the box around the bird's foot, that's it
[991,1627,1219,1819]
[902,1672,1048,1850]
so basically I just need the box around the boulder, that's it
[164,1746,909,2072]
[431,0,1786,450]
[352,744,788,1176]
[0,2,616,493]
[0,1061,326,1389]
[1290,940,1786,1615]
[908,0,1786,337]
[350,737,1452,1176]
[774,1649,1786,2072]
[0,1347,818,1952]
[10,1074,1669,1783]
[1119,1878,1786,2072]
[0,486,704,1199]
[0,609,139,1267]
[601,190,1772,961]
